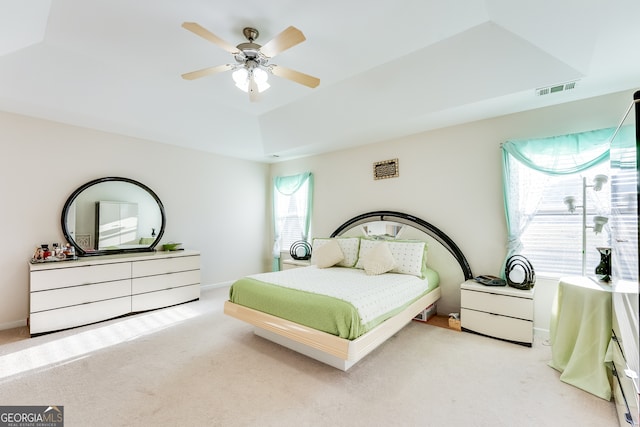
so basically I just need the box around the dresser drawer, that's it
[612,339,639,427]
[30,262,131,291]
[31,279,131,313]
[131,284,200,312]
[29,296,131,335]
[461,289,533,320]
[132,270,200,295]
[612,374,639,427]
[461,308,533,344]
[132,255,200,277]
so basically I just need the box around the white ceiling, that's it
[1,0,639,162]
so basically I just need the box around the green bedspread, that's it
[229,268,439,340]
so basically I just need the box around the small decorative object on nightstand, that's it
[289,240,312,260]
[505,255,535,290]
[460,280,534,347]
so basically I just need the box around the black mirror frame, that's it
[61,177,166,256]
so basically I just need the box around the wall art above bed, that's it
[373,158,399,180]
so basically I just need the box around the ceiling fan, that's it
[181,22,320,102]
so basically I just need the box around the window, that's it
[610,165,639,281]
[502,127,614,277]
[272,173,313,271]
[511,160,610,276]
[610,122,639,282]
[277,183,310,250]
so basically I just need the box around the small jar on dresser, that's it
[460,279,535,347]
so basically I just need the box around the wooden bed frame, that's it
[224,211,473,370]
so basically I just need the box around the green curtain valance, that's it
[502,127,614,175]
[274,172,312,195]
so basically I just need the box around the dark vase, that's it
[595,247,611,282]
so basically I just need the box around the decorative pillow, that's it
[356,238,427,277]
[312,239,345,268]
[361,241,396,275]
[312,237,360,267]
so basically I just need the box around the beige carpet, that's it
[0,286,617,427]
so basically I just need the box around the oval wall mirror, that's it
[61,177,166,256]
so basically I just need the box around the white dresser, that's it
[460,280,534,347]
[611,280,639,427]
[29,250,200,335]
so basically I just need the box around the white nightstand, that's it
[460,280,534,347]
[281,259,311,270]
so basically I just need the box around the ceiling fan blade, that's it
[259,26,306,58]
[181,64,233,80]
[182,22,239,54]
[270,65,320,88]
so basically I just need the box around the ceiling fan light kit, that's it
[232,63,270,93]
[181,23,320,101]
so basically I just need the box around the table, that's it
[548,276,613,400]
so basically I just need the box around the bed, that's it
[224,211,473,370]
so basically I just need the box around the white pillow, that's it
[361,241,396,275]
[356,239,427,277]
[388,240,427,277]
[312,238,360,267]
[312,239,345,268]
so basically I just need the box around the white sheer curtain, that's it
[272,172,313,271]
[501,127,613,276]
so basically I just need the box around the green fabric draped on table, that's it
[548,276,613,400]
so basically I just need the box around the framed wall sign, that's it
[373,158,399,180]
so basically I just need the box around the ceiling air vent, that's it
[535,80,578,96]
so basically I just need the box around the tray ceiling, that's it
[0,0,638,162]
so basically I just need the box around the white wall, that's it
[270,89,636,333]
[0,112,270,330]
[0,90,634,333]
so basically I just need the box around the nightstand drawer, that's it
[461,308,533,344]
[281,259,311,270]
[461,289,533,320]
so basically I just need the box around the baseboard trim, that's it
[0,319,28,332]
[533,327,550,342]
[201,281,233,290]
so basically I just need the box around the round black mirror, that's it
[61,177,166,256]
